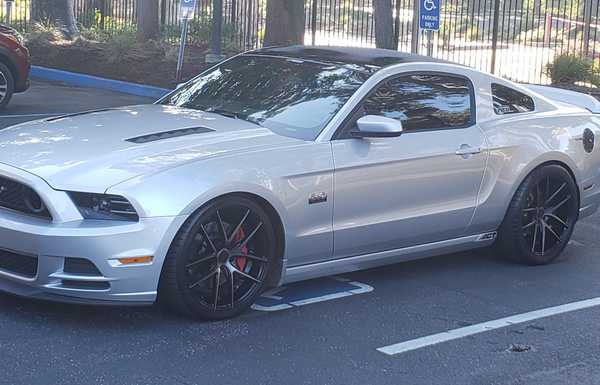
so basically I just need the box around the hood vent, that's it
[125,126,215,144]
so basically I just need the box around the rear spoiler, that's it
[524,85,600,114]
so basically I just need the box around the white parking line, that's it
[377,296,600,356]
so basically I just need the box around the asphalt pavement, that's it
[1,81,600,385]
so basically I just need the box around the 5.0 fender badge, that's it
[308,192,327,205]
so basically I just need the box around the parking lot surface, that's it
[1,81,600,385]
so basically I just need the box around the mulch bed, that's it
[28,39,226,88]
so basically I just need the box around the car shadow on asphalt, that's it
[0,241,585,327]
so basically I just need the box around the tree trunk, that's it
[373,0,395,49]
[136,0,160,43]
[264,0,305,46]
[31,0,79,39]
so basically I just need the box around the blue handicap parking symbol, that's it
[180,0,198,20]
[420,0,441,31]
[252,276,373,312]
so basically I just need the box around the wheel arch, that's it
[500,158,581,226]
[165,190,287,288]
[0,49,18,83]
[223,191,286,287]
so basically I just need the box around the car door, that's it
[331,72,488,258]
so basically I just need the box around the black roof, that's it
[252,45,445,68]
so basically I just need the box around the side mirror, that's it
[351,115,403,138]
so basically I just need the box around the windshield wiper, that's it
[206,108,239,120]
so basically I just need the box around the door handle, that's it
[455,144,481,157]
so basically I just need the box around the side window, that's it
[360,73,474,131]
[491,83,535,114]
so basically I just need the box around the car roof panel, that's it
[251,45,446,68]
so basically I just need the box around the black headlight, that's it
[68,192,139,222]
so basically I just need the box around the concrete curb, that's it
[30,66,172,99]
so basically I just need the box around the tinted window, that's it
[361,74,474,131]
[491,83,535,114]
[160,55,372,140]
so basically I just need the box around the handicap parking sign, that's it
[180,0,198,20]
[419,0,441,31]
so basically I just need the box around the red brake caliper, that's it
[233,228,249,271]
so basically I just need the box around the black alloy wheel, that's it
[161,196,276,319]
[497,164,578,265]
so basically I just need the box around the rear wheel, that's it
[496,164,578,265]
[160,196,276,319]
[0,62,14,110]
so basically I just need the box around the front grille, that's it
[0,176,52,220]
[0,249,38,278]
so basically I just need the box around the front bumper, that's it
[0,164,185,305]
[0,210,185,305]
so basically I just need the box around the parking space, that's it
[2,81,600,385]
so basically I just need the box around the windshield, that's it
[160,55,372,140]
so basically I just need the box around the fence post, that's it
[394,0,401,49]
[411,0,419,53]
[490,0,501,74]
[582,0,592,55]
[544,14,552,46]
[311,0,318,45]
[5,0,13,24]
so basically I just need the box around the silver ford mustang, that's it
[0,46,599,319]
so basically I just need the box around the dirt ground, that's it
[28,39,224,88]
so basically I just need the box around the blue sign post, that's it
[176,0,198,82]
[419,0,440,57]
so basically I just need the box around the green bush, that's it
[104,30,137,63]
[546,53,593,84]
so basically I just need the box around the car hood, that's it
[0,105,301,192]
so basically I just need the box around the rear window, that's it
[492,83,535,114]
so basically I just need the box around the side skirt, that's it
[282,232,497,284]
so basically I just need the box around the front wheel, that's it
[160,196,277,320]
[496,164,579,265]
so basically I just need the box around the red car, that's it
[0,24,30,109]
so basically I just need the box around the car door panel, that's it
[332,127,487,258]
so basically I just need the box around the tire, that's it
[160,196,277,320]
[0,62,15,110]
[496,164,579,265]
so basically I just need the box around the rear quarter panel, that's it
[469,110,600,234]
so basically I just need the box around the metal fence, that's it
[1,0,599,84]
